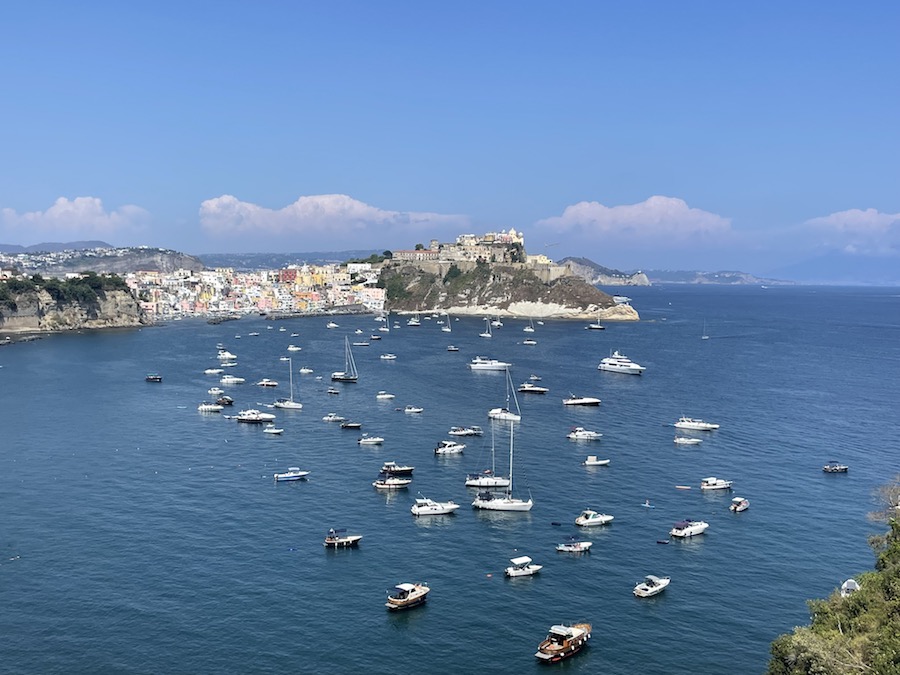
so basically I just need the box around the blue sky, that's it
[1,1,897,274]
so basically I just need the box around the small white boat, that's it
[248,332,259,336]
[575,509,614,526]
[534,623,591,663]
[385,582,429,610]
[633,575,671,598]
[529,374,542,381]
[352,341,370,347]
[326,321,339,329]
[323,528,361,548]
[598,350,646,375]
[505,555,542,577]
[327,387,340,395]
[339,421,362,429]
[220,375,246,384]
[488,407,521,422]
[404,405,424,414]
[208,386,225,397]
[256,378,278,387]
[674,416,720,430]
[217,350,237,360]
[197,402,224,413]
[434,440,466,455]
[669,519,709,537]
[522,338,537,345]
[380,353,397,360]
[568,427,602,441]
[380,461,413,475]
[358,434,385,445]
[273,467,309,481]
[322,412,346,422]
[204,368,223,375]
[840,578,861,597]
[674,437,702,445]
[287,344,302,352]
[372,474,413,490]
[375,391,396,400]
[563,395,601,406]
[447,345,459,352]
[518,382,548,394]
[410,495,460,516]
[730,496,750,512]
[556,538,593,553]
[700,476,733,490]
[823,461,849,473]
[354,329,363,334]
[582,455,610,466]
[279,356,290,361]
[298,367,314,374]
[449,425,483,436]
[263,425,284,435]
[234,409,276,423]
[291,332,299,337]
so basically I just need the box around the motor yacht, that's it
[197,402,224,413]
[598,350,646,375]
[669,519,709,537]
[220,374,246,384]
[563,395,601,406]
[534,623,592,663]
[674,416,720,430]
[410,495,460,516]
[234,409,276,423]
[518,382,548,394]
[467,356,512,371]
[567,427,602,441]
[385,582,429,611]
[700,476,733,490]
[449,425,483,436]
[505,555,542,577]
[575,509,614,526]
[273,467,309,481]
[434,440,465,455]
[255,378,278,387]
[633,575,671,598]
[357,434,385,445]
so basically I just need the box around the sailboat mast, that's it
[508,420,514,496]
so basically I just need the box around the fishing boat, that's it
[380,461,413,475]
[372,473,413,489]
[410,495,460,516]
[323,528,362,548]
[556,537,593,553]
[700,476,733,490]
[534,623,592,662]
[385,582,429,610]
[505,555,542,577]
[273,357,303,409]
[633,575,671,598]
[273,467,310,481]
[472,420,533,511]
[582,455,610,466]
[331,336,359,382]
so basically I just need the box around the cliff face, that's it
[380,262,639,320]
[561,257,651,287]
[0,289,147,333]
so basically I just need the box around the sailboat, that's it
[488,368,521,421]
[701,320,710,340]
[441,313,452,333]
[471,420,533,511]
[465,423,510,487]
[586,311,605,330]
[479,317,492,338]
[331,336,359,382]
[523,317,535,333]
[273,357,303,409]
[407,310,421,327]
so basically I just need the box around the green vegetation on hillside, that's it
[767,478,900,674]
[0,272,129,312]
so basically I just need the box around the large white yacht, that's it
[598,350,646,375]
[669,519,709,538]
[410,495,460,516]
[467,356,512,371]
[674,416,720,430]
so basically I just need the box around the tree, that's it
[414,243,424,251]
[382,250,393,259]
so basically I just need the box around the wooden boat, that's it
[534,623,592,662]
[385,582,429,610]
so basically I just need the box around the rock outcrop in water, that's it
[560,257,651,287]
[378,260,639,320]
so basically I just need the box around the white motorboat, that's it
[556,538,593,553]
[385,582,429,610]
[352,341,369,347]
[472,421,533,511]
[582,455,611,466]
[340,421,362,430]
[669,519,709,537]
[287,344,302,352]
[204,368,223,375]
[234,408,276,423]
[404,405,424,414]
[354,329,363,334]
[823,461,849,473]
[674,416,720,430]
[327,387,340,395]
[379,353,397,360]
[372,474,413,490]
[522,338,537,345]
[534,623,592,663]
[323,528,361,548]
[217,349,237,360]
[263,425,284,435]
[410,495,460,516]
[505,555,542,577]
[575,509,614,526]
[380,461,413,475]
[633,575,671,598]
[518,382,548,394]
[216,395,234,406]
[488,368,522,421]
[220,374,246,384]
[700,476,733,490]
[208,386,225,397]
[331,337,359,382]
[273,357,303,409]
[446,345,459,352]
[674,437,702,445]
[279,356,290,361]
[467,356,512,371]
[197,402,224,413]
[730,497,750,512]
[613,295,632,304]
[449,425,483,436]
[256,378,278,387]
[563,395,601,406]
[568,427,602,441]
[326,321,339,329]
[357,434,385,445]
[598,350,646,375]
[465,424,509,487]
[491,317,503,328]
[434,440,465,455]
[322,412,346,422]
[529,373,542,381]
[273,467,310,481]
[298,366,314,374]
[375,391,396,400]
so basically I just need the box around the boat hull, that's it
[472,497,533,511]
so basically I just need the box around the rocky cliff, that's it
[379,261,639,320]
[560,257,651,287]
[0,289,148,333]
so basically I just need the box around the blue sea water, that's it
[2,285,899,674]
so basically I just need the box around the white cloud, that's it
[199,194,469,244]
[803,208,900,255]
[535,195,731,243]
[1,197,149,238]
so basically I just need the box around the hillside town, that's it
[0,229,573,320]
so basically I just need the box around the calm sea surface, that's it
[2,286,899,674]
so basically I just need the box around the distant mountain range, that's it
[0,240,112,254]
[196,250,382,269]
